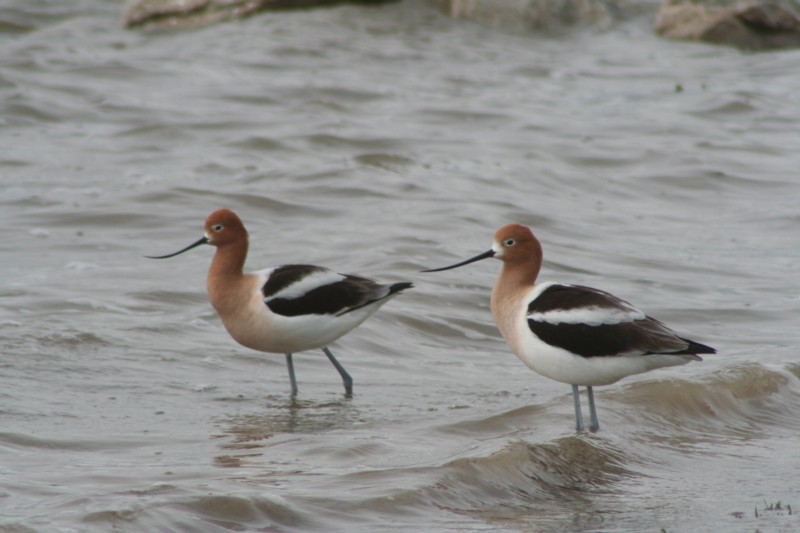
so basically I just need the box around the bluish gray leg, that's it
[285,353,298,397]
[322,346,353,396]
[572,384,585,432]
[587,386,600,433]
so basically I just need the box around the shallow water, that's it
[2,1,800,531]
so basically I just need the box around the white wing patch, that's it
[528,305,645,326]
[267,269,346,300]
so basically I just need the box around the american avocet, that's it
[148,208,412,397]
[424,224,715,432]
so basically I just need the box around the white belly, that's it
[511,330,690,386]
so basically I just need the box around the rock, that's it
[123,0,391,30]
[123,0,260,29]
[654,0,800,49]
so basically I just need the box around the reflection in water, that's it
[213,396,360,465]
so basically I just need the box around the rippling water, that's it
[2,1,800,531]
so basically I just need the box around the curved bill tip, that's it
[422,249,495,272]
[145,236,209,259]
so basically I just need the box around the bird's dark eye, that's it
[213,224,223,232]
[504,239,515,247]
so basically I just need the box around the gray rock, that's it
[653,0,800,49]
[123,0,260,29]
[123,0,389,30]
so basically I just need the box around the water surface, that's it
[2,1,800,531]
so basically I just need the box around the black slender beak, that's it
[145,236,209,259]
[422,249,496,272]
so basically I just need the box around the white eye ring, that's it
[504,239,516,247]
[213,224,223,232]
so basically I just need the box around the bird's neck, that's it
[491,258,540,338]
[207,238,248,311]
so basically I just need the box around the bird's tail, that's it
[680,337,717,360]
[389,282,413,295]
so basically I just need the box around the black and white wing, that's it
[526,283,715,359]
[261,264,412,318]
